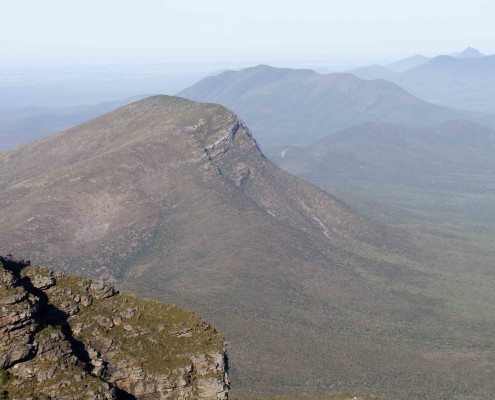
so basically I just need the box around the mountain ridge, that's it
[1,96,494,398]
[266,119,495,189]
[179,65,495,148]
[393,54,495,111]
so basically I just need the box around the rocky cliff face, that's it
[0,255,229,400]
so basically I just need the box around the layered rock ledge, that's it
[0,255,229,400]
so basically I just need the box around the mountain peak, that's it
[0,95,384,394]
[179,64,469,147]
[454,46,485,58]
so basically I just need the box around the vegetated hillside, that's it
[0,256,228,400]
[0,96,147,152]
[267,120,495,191]
[266,120,495,230]
[1,96,495,399]
[178,64,494,148]
[394,54,495,112]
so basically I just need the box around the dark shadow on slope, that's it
[114,388,138,400]
[0,255,137,400]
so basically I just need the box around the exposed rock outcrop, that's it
[0,256,229,399]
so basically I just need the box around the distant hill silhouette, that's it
[179,65,494,148]
[395,54,495,112]
[266,119,495,192]
[346,48,495,112]
[451,46,485,58]
[387,54,430,72]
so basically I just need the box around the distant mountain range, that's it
[267,119,495,189]
[387,54,431,73]
[2,96,494,398]
[395,54,495,112]
[350,48,495,112]
[179,64,495,148]
[178,64,495,231]
[2,48,492,152]
[352,47,487,79]
[351,54,432,80]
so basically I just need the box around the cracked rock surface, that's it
[0,256,229,399]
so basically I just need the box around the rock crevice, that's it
[1,256,229,400]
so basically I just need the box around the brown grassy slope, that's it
[0,95,378,280]
[234,395,392,400]
[0,96,494,399]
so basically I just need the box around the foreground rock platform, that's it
[0,255,229,400]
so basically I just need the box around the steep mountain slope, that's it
[0,95,373,280]
[395,54,495,112]
[178,65,494,148]
[1,96,494,399]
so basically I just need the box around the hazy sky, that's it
[2,0,494,66]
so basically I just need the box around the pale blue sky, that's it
[1,0,494,66]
